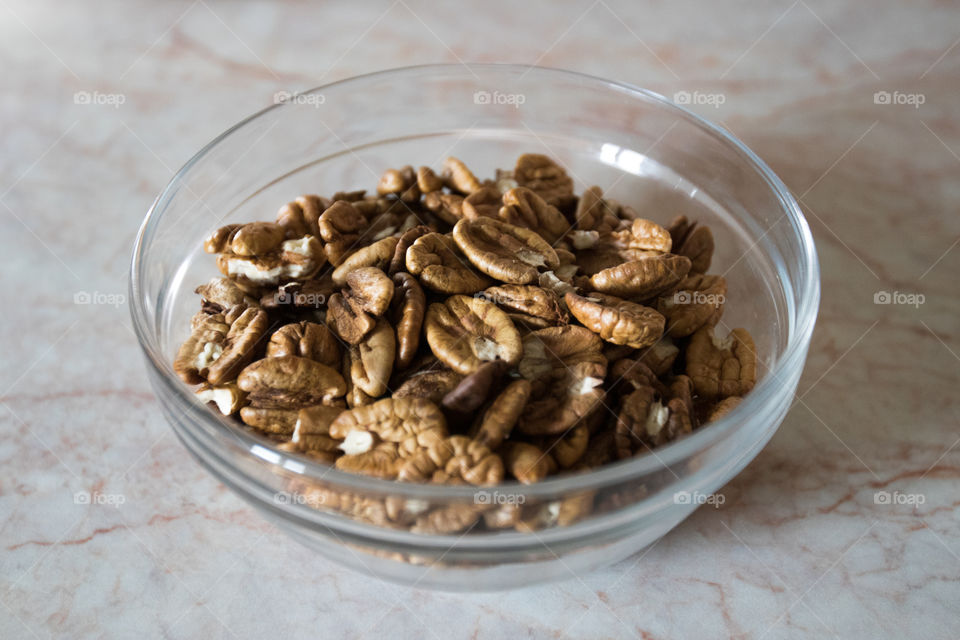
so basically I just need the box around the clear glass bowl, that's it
[129,64,819,591]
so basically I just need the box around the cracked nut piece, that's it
[668,216,714,274]
[610,218,673,253]
[411,503,483,534]
[195,277,256,314]
[336,441,403,479]
[499,187,569,243]
[266,321,341,367]
[482,285,567,328]
[686,326,757,400]
[344,267,394,316]
[502,442,553,484]
[423,192,464,225]
[276,194,325,239]
[329,397,448,457]
[708,396,742,421]
[442,156,482,194]
[440,360,507,414]
[393,370,463,404]
[237,355,347,434]
[461,185,502,219]
[513,154,574,204]
[331,236,399,285]
[452,217,559,285]
[326,292,376,345]
[614,385,659,458]
[216,235,326,288]
[473,379,532,450]
[517,325,607,435]
[565,291,665,349]
[377,165,420,203]
[398,436,503,485]
[347,319,395,398]
[174,307,268,385]
[541,424,589,468]
[204,221,286,257]
[388,225,430,276]
[589,254,692,300]
[389,272,426,370]
[195,382,245,415]
[317,200,368,266]
[405,232,491,294]
[424,295,522,375]
[417,166,444,193]
[656,274,726,337]
[291,405,344,453]
[574,186,619,233]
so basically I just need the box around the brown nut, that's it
[389,272,426,370]
[411,504,483,534]
[316,200,368,266]
[513,153,574,204]
[260,278,334,311]
[336,441,403,479]
[291,405,344,453]
[388,225,430,276]
[574,186,619,233]
[195,382,245,416]
[423,192,465,225]
[417,166,444,193]
[344,267,394,317]
[347,318,395,398]
[481,285,567,328]
[326,292,376,344]
[502,442,553,484]
[452,217,559,285]
[405,232,491,294]
[331,236,399,286]
[424,295,523,375]
[610,218,672,253]
[669,216,714,274]
[542,424,589,468]
[393,370,464,404]
[266,321,341,367]
[442,156,482,194]
[229,221,286,256]
[707,396,743,422]
[565,291,665,349]
[217,235,327,288]
[195,277,256,314]
[637,338,680,377]
[398,435,504,485]
[276,194,325,239]
[174,307,268,385]
[204,224,242,254]
[459,185,500,220]
[614,385,659,458]
[473,379,532,450]
[686,326,757,400]
[656,274,726,337]
[440,360,507,414]
[517,325,607,435]
[499,187,569,243]
[589,254,692,300]
[329,397,448,457]
[377,165,420,203]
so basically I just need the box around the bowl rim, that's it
[129,62,820,502]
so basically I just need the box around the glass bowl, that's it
[129,64,819,591]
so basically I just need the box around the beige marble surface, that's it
[2,1,958,638]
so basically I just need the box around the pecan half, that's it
[473,379,532,450]
[405,232,491,294]
[482,284,567,328]
[398,436,503,485]
[174,307,268,385]
[266,321,340,367]
[686,326,757,400]
[331,236,399,285]
[424,295,522,374]
[389,272,426,370]
[499,187,569,243]
[452,217,559,285]
[589,254,691,300]
[514,153,574,204]
[565,291,665,349]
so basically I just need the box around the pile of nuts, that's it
[174,154,757,534]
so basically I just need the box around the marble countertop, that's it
[2,1,958,638]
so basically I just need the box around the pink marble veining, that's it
[1,1,958,638]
